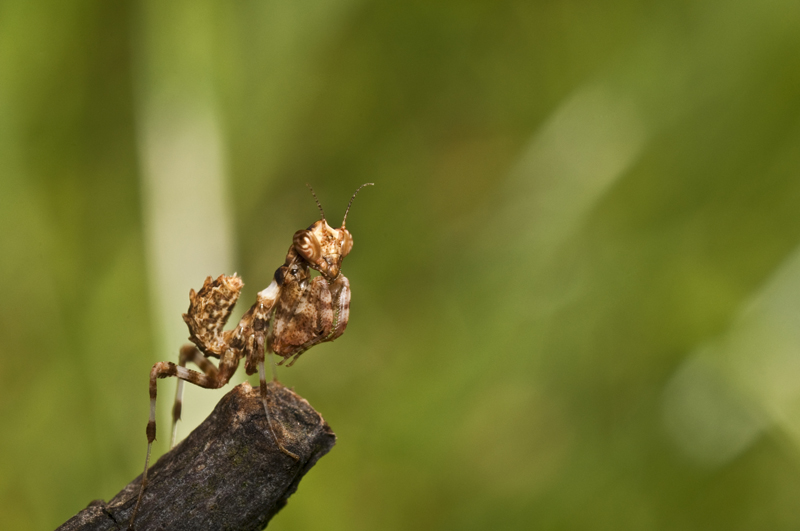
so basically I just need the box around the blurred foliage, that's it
[3,0,800,530]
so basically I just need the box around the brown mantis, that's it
[129,183,372,529]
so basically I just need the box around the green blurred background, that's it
[3,0,800,529]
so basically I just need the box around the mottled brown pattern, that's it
[130,185,371,529]
[172,345,220,429]
[182,274,243,358]
[271,277,334,357]
[178,344,217,375]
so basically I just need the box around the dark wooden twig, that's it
[57,381,336,531]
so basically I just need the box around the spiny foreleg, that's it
[274,275,351,368]
[183,274,244,356]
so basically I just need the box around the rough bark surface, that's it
[56,381,336,531]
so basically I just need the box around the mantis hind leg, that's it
[171,345,220,448]
[130,351,238,529]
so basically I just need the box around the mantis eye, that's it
[341,229,353,257]
[293,229,321,263]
